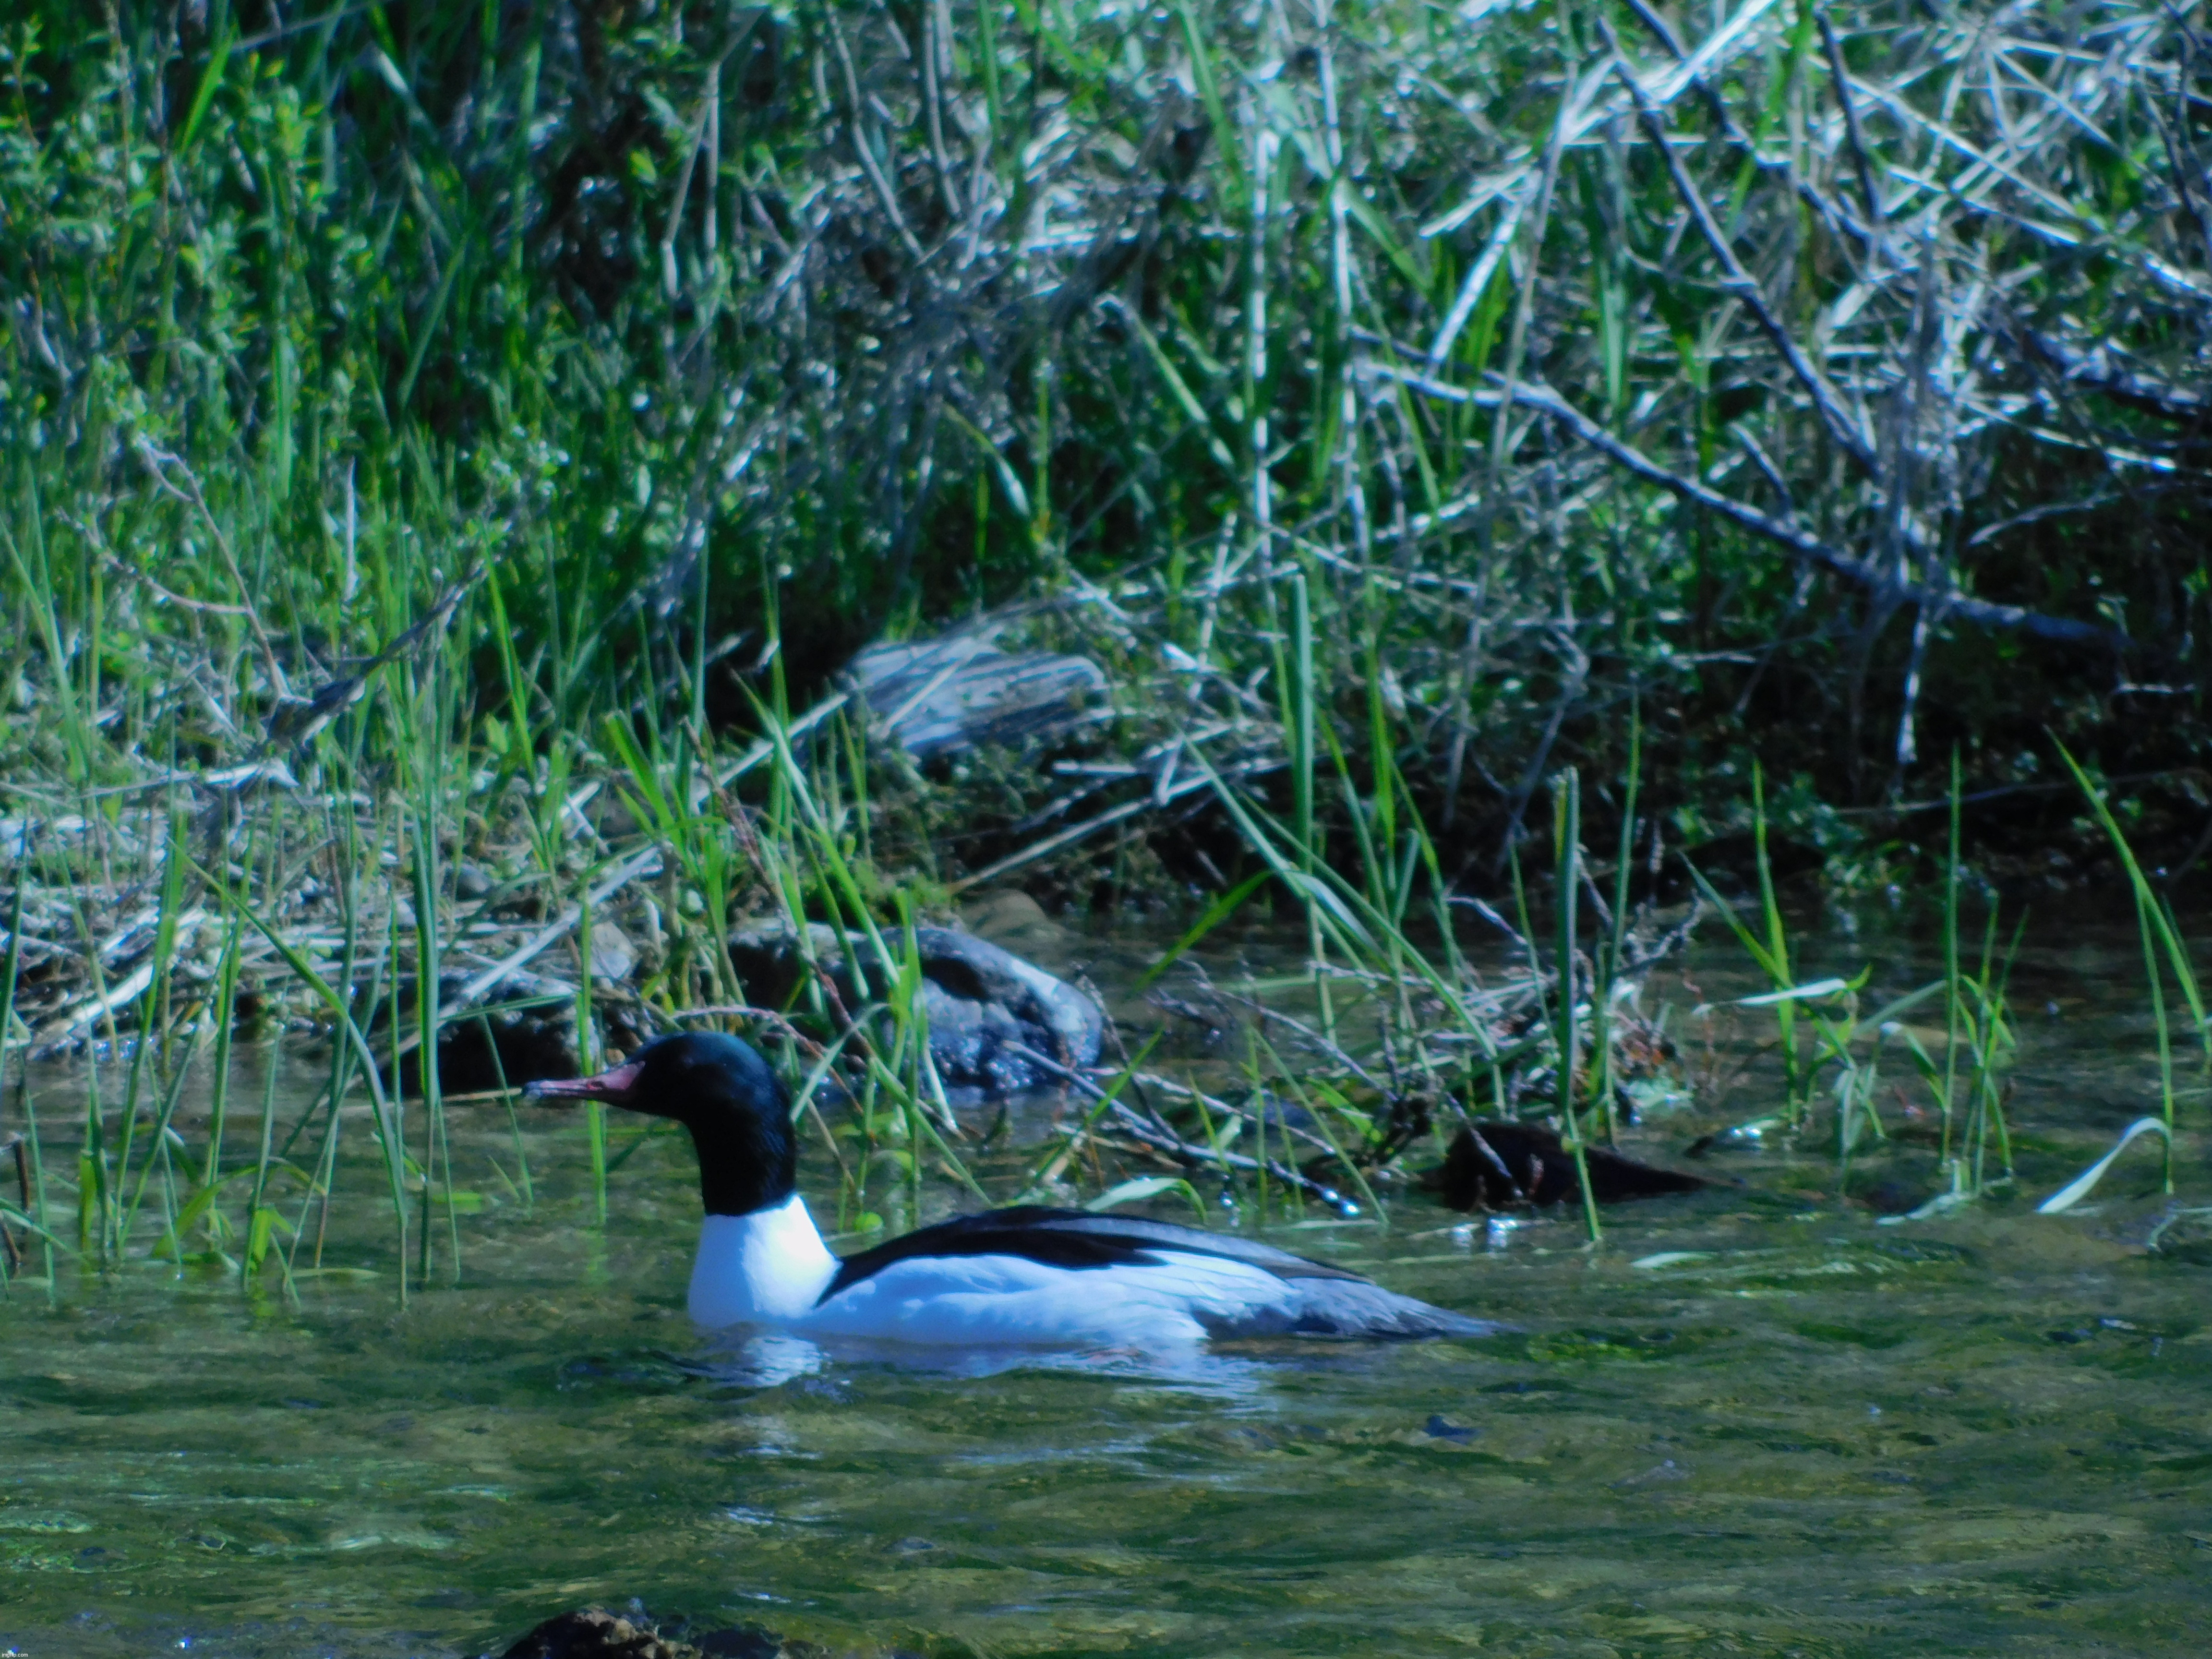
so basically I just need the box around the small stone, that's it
[960,889,1066,950]
[587,920,637,985]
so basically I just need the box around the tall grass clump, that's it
[1680,757,2031,1214]
[2050,742,2211,1200]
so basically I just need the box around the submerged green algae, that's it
[6,1145,2209,1658]
[5,919,2212,1659]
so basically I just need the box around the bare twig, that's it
[1606,33,1878,474]
[1371,363,2127,649]
[1816,12,1886,242]
[1005,1044,1354,1208]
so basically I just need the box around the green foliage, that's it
[0,2,2206,860]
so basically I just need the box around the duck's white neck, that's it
[688,1192,839,1328]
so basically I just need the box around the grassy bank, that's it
[3,3,2212,1293]
[4,3,2210,867]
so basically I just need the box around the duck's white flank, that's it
[796,1249,1302,1348]
[687,1197,1341,1348]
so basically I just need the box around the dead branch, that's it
[1370,362,2127,649]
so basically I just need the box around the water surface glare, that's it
[5,922,2212,1656]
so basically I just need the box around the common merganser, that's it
[527,1032,1498,1349]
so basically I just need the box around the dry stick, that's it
[1424,0,1782,366]
[620,374,759,624]
[2156,27,2212,276]
[2008,326,2211,421]
[0,1134,25,1273]
[1439,36,1582,831]
[1816,12,1886,241]
[1492,633,1592,866]
[920,0,963,220]
[1368,364,2126,649]
[1127,1062,1349,1166]
[1011,721,1238,834]
[97,554,253,618]
[1847,73,2209,301]
[134,441,290,698]
[261,568,484,753]
[827,9,926,262]
[1623,0,1863,252]
[33,961,156,1052]
[658,67,714,301]
[1623,0,1737,138]
[445,845,665,1017]
[1245,99,1277,584]
[1607,42,1878,476]
[1423,183,1530,376]
[1004,1044,1346,1206]
[702,688,854,801]
[1213,991,1385,1094]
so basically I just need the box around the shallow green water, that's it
[6,919,2212,1658]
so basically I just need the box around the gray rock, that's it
[846,635,1106,761]
[960,888,1069,953]
[728,922,1103,1094]
[585,919,637,985]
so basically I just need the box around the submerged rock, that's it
[728,922,1104,1093]
[846,635,1106,760]
[501,1608,793,1659]
[1435,1121,1709,1211]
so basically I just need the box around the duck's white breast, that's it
[688,1198,840,1327]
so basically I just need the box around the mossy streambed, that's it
[4,918,2211,1659]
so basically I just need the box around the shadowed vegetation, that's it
[2,1,2209,872]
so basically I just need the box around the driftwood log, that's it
[846,636,1106,761]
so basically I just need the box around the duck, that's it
[527,1031,1499,1350]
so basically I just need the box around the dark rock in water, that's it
[1854,1178,1934,1216]
[960,888,1069,953]
[502,1609,790,1659]
[1435,1121,1708,1211]
[388,966,667,1097]
[847,635,1106,761]
[1656,827,1824,901]
[379,967,581,1097]
[728,922,1103,1093]
[502,1609,693,1659]
[2146,1205,2212,1264]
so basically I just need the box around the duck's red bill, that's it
[523,1059,644,1106]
